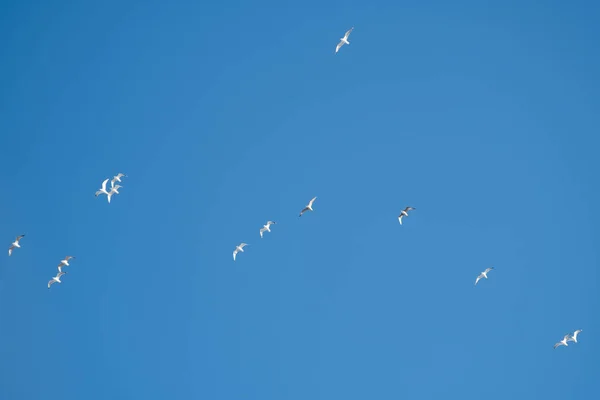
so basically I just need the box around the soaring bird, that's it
[48,271,67,289]
[233,243,248,261]
[475,267,494,286]
[57,256,75,272]
[567,329,583,343]
[260,221,276,238]
[8,235,25,256]
[554,334,571,349]
[335,27,354,53]
[299,197,317,217]
[398,207,415,225]
[95,179,110,198]
[111,173,127,188]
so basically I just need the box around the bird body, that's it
[475,267,494,286]
[233,243,248,261]
[48,271,66,288]
[398,207,415,225]
[299,197,317,217]
[554,334,571,349]
[8,235,25,256]
[260,221,276,238]
[58,256,75,272]
[335,27,354,53]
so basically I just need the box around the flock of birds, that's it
[4,27,583,352]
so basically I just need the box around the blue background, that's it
[1,1,598,399]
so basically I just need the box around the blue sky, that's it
[1,0,598,399]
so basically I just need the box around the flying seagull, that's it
[475,267,494,286]
[567,329,583,343]
[8,235,25,256]
[335,27,354,53]
[554,334,571,349]
[95,179,110,198]
[260,221,276,238]
[48,271,67,289]
[398,207,415,225]
[111,173,127,188]
[57,256,75,272]
[106,185,122,204]
[299,197,317,217]
[233,243,248,261]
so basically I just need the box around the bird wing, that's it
[404,207,413,212]
[16,235,25,241]
[57,271,66,278]
[573,329,582,340]
[101,178,109,192]
[57,265,63,273]
[267,221,276,225]
[8,247,13,256]
[484,267,493,274]
[233,250,237,260]
[48,279,55,288]
[344,27,354,39]
[308,197,317,207]
[239,243,247,249]
[475,275,482,285]
[335,40,344,53]
[66,256,74,260]
[299,207,309,216]
[259,228,266,237]
[553,342,563,349]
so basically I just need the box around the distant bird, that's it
[106,185,122,204]
[260,221,276,238]
[57,256,75,272]
[95,179,110,198]
[48,271,67,289]
[554,334,571,349]
[111,173,126,188]
[233,243,248,261]
[335,27,354,53]
[398,207,415,225]
[299,197,317,217]
[567,329,583,343]
[8,235,25,256]
[475,267,494,286]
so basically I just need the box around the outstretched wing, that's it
[101,178,109,192]
[475,275,482,285]
[484,267,494,274]
[344,27,354,39]
[308,197,317,207]
[48,279,56,288]
[335,40,344,53]
[299,207,309,216]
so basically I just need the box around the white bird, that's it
[95,178,110,197]
[398,207,416,225]
[106,185,122,204]
[8,234,25,256]
[475,267,494,286]
[57,256,75,272]
[299,197,317,217]
[233,243,248,261]
[260,221,276,238]
[554,334,571,349]
[111,173,126,188]
[567,329,583,343]
[335,27,354,53]
[48,271,67,289]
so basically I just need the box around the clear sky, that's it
[1,0,598,399]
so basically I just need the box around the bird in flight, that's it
[233,243,248,261]
[335,27,354,53]
[95,179,110,198]
[111,173,127,188]
[567,329,583,344]
[554,334,571,349]
[398,207,415,225]
[57,256,75,273]
[260,221,276,238]
[299,197,317,217]
[48,271,67,289]
[8,235,25,256]
[475,267,494,286]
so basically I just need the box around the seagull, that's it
[233,243,248,261]
[475,267,494,286]
[335,27,354,53]
[106,185,122,203]
[95,178,110,197]
[299,197,317,217]
[48,271,67,289]
[8,235,25,256]
[567,329,583,343]
[57,256,75,272]
[260,221,276,238]
[111,173,126,188]
[554,334,571,349]
[398,207,416,225]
